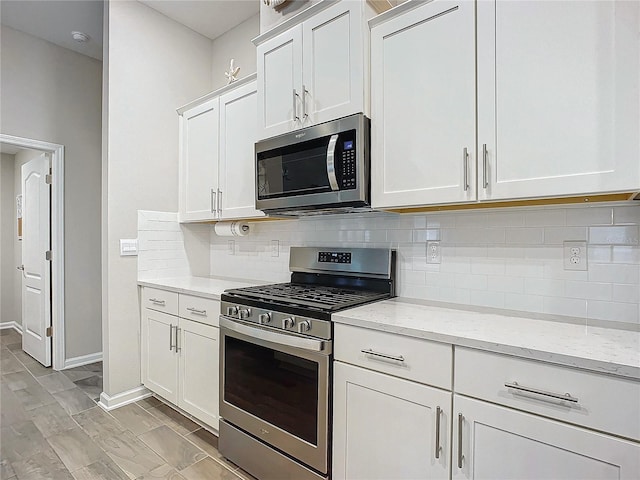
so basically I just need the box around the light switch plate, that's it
[120,238,138,256]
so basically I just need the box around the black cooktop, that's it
[223,282,391,312]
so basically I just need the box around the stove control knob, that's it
[283,317,296,329]
[258,313,271,325]
[238,308,251,320]
[297,320,311,333]
[226,306,238,316]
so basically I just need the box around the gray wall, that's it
[0,153,17,325]
[211,13,260,90]
[103,0,213,396]
[0,26,103,360]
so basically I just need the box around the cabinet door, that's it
[333,362,450,480]
[257,25,303,140]
[371,0,476,209]
[141,309,178,404]
[178,318,219,430]
[452,395,640,480]
[179,98,220,222]
[302,1,364,127]
[219,81,265,220]
[477,1,640,200]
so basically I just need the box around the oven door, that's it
[219,316,331,474]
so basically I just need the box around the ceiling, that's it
[0,0,260,62]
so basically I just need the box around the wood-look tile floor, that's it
[0,329,256,480]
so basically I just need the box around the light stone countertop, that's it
[138,277,640,380]
[138,276,267,300]
[334,298,640,380]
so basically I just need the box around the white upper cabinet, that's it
[477,0,640,200]
[257,26,303,139]
[179,98,219,222]
[371,0,476,209]
[178,76,263,222]
[219,81,265,220]
[371,0,640,210]
[256,1,372,140]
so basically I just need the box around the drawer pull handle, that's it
[149,298,166,306]
[186,307,207,316]
[434,406,442,459]
[360,349,404,362]
[505,382,579,404]
[457,413,464,469]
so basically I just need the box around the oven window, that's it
[224,336,319,445]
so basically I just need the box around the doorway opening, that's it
[0,133,65,370]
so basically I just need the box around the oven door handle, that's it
[326,134,340,191]
[220,316,325,352]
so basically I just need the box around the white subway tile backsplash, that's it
[543,226,587,245]
[588,263,640,284]
[565,206,612,226]
[564,281,612,301]
[612,284,640,304]
[196,205,640,327]
[505,227,544,245]
[589,226,639,245]
[613,206,640,225]
[587,301,639,325]
[543,297,587,318]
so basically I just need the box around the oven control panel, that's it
[318,251,352,264]
[220,301,332,341]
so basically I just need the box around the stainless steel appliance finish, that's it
[219,247,396,480]
[255,114,370,216]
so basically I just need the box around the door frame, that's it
[0,133,65,370]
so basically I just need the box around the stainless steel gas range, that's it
[218,246,396,480]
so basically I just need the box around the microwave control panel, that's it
[339,130,357,190]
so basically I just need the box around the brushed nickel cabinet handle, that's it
[149,298,166,306]
[463,147,469,191]
[302,84,308,119]
[169,323,174,351]
[360,349,404,362]
[482,143,488,188]
[175,327,181,353]
[186,307,207,316]
[293,89,300,122]
[505,381,579,404]
[218,189,222,215]
[211,189,217,214]
[435,406,442,459]
[457,413,464,469]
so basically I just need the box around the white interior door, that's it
[21,153,51,366]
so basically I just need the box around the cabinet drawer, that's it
[178,294,220,327]
[455,347,640,441]
[334,324,452,390]
[143,287,178,316]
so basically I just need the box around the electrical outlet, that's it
[563,241,587,271]
[271,240,279,257]
[227,240,235,255]
[426,241,441,264]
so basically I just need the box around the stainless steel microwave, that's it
[255,114,370,216]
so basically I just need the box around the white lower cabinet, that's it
[333,362,451,480]
[141,309,179,404]
[452,394,640,479]
[141,289,220,430]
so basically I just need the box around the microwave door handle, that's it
[326,134,340,191]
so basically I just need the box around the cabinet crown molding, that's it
[252,0,340,46]
[177,73,257,115]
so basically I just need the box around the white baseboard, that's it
[64,352,103,369]
[0,322,22,334]
[98,385,153,411]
